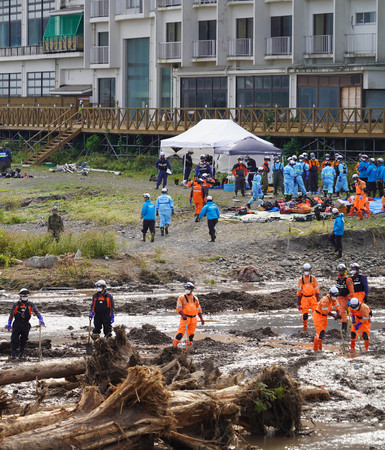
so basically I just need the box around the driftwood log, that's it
[0,339,51,354]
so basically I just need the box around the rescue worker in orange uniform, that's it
[202,173,215,188]
[232,157,248,197]
[336,263,354,333]
[173,282,204,348]
[348,174,367,220]
[297,263,319,332]
[190,178,208,222]
[350,263,368,304]
[348,297,372,352]
[313,287,341,351]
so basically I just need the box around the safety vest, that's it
[352,273,366,292]
[91,293,111,313]
[157,160,168,171]
[197,162,210,175]
[336,276,350,297]
[355,180,366,195]
[262,161,270,173]
[300,275,317,297]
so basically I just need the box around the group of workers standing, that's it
[297,262,371,353]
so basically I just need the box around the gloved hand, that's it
[156,211,159,216]
[351,315,356,324]
[198,313,204,325]
[328,312,336,319]
[364,295,367,303]
[172,210,175,215]
[179,311,187,320]
[297,295,302,311]
[189,198,192,204]
[306,172,309,181]
[360,195,363,200]
[315,293,319,302]
[89,311,95,319]
[6,320,12,331]
[338,176,342,182]
[38,316,45,326]
[110,314,114,324]
[354,321,362,331]
[335,311,341,320]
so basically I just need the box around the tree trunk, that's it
[0,359,86,386]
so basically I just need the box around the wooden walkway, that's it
[1,106,385,138]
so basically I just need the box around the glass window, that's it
[166,22,181,42]
[356,12,376,24]
[160,67,171,108]
[236,18,253,39]
[314,13,333,35]
[271,16,292,37]
[126,37,149,108]
[27,71,54,96]
[236,75,289,108]
[98,32,108,46]
[199,20,216,40]
[28,0,55,45]
[0,73,21,96]
[99,78,115,107]
[181,76,227,108]
[0,0,21,47]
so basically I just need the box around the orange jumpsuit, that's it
[350,303,371,352]
[297,274,319,331]
[336,275,354,326]
[190,183,207,215]
[173,293,202,346]
[313,294,341,351]
[203,177,215,188]
[381,196,385,210]
[350,179,367,219]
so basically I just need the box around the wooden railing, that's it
[1,106,385,137]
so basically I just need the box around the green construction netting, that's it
[43,13,84,39]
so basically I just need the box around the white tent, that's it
[160,119,277,168]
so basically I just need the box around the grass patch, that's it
[199,255,223,262]
[0,209,27,224]
[0,229,118,264]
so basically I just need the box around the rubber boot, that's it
[195,215,200,222]
[341,322,347,333]
[165,224,169,235]
[350,339,356,352]
[318,339,323,351]
[212,232,216,242]
[8,353,16,361]
[18,349,24,359]
[160,227,164,236]
[172,338,179,347]
[210,233,215,242]
[364,340,369,351]
[313,337,319,351]
[357,211,364,220]
[142,233,146,242]
[247,203,251,210]
[302,320,308,332]
[366,210,371,219]
[150,233,155,242]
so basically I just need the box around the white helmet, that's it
[202,173,208,178]
[292,155,297,161]
[161,188,168,193]
[378,158,384,163]
[160,151,165,156]
[329,287,339,298]
[206,195,213,201]
[289,160,296,166]
[352,174,358,180]
[200,154,206,160]
[143,193,151,199]
[332,208,339,215]
[303,263,311,272]
[337,263,346,271]
[349,298,360,309]
[351,263,360,271]
[258,166,264,172]
[95,279,106,287]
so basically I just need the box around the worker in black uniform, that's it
[89,279,115,337]
[6,288,45,360]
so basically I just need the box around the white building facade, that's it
[0,0,384,110]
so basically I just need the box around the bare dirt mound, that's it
[127,324,172,345]
[230,326,278,340]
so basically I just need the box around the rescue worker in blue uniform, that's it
[321,161,336,198]
[293,158,307,197]
[199,195,220,242]
[272,155,284,196]
[350,263,369,304]
[299,155,309,192]
[141,193,156,242]
[156,187,174,236]
[195,154,213,179]
[2,142,12,171]
[366,157,377,198]
[358,155,369,184]
[89,280,114,338]
[247,167,264,209]
[6,288,45,360]
[376,158,384,198]
[334,155,349,199]
[329,208,344,258]
[155,152,172,189]
[284,158,295,201]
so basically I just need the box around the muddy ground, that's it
[0,168,385,447]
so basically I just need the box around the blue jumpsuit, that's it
[155,158,171,188]
[247,173,263,206]
[358,161,369,181]
[284,164,295,196]
[293,162,307,196]
[321,166,336,194]
[335,162,349,194]
[156,194,174,228]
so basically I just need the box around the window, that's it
[27,71,55,96]
[0,0,22,47]
[166,22,181,42]
[160,67,171,108]
[271,16,292,37]
[0,73,21,96]
[28,0,56,46]
[356,12,376,25]
[98,32,109,46]
[99,78,115,107]
[126,38,149,108]
[236,75,289,108]
[181,77,227,108]
[313,13,333,35]
[199,20,216,40]
[237,18,253,39]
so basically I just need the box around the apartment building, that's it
[0,0,384,110]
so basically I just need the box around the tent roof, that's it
[214,136,282,156]
[160,119,272,151]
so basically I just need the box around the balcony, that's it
[91,0,109,18]
[265,36,292,56]
[90,46,109,64]
[305,35,333,55]
[193,0,216,5]
[228,38,253,57]
[345,33,376,57]
[158,0,181,6]
[0,45,43,57]
[43,35,83,53]
[116,0,142,15]
[193,40,216,58]
[158,42,181,60]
